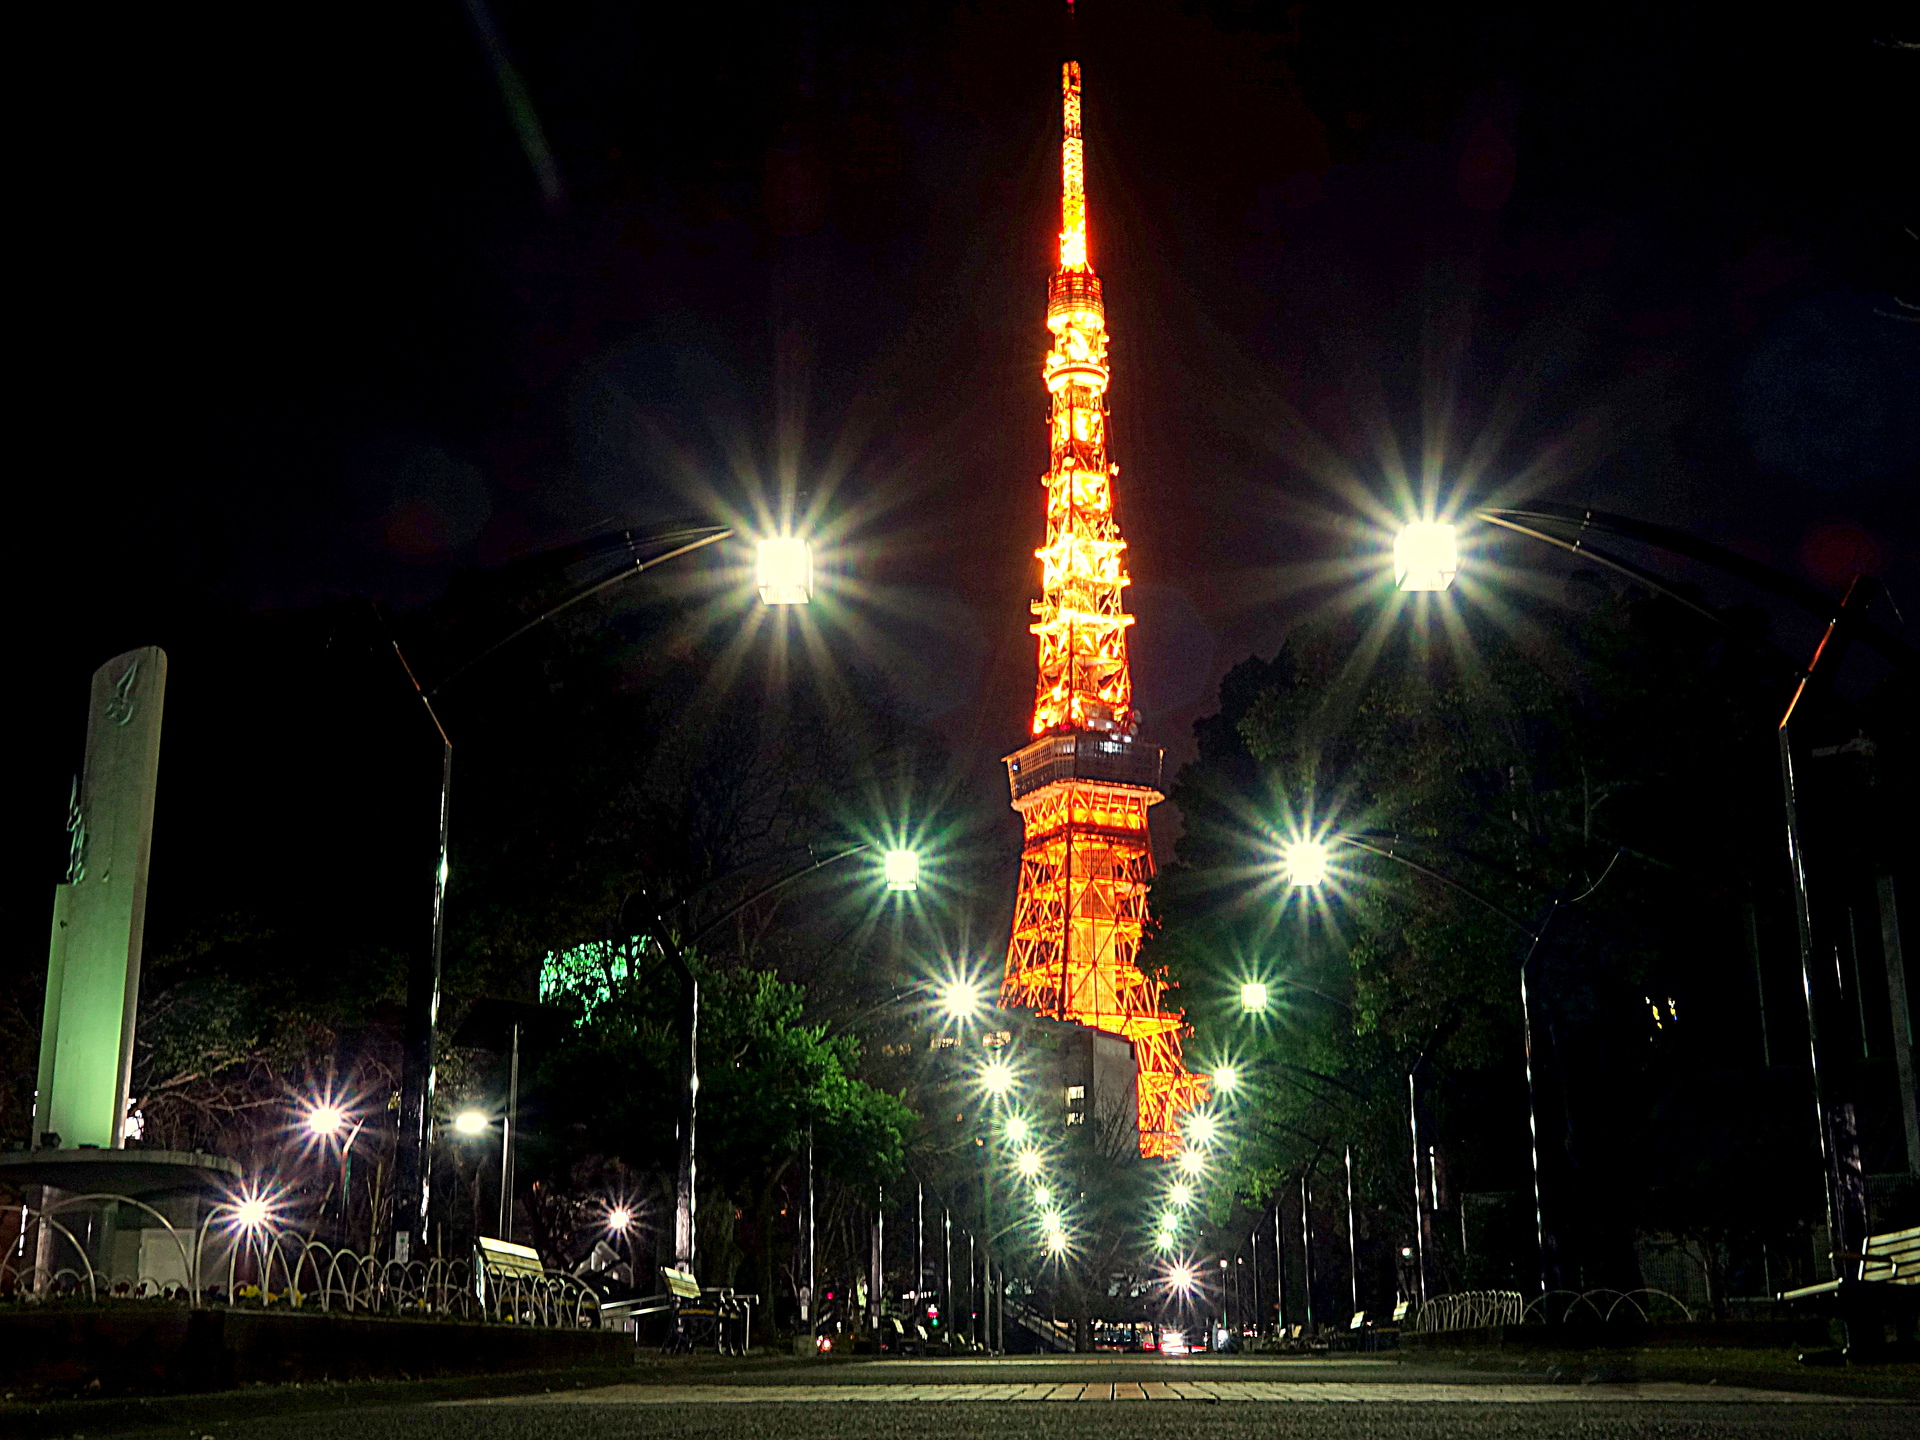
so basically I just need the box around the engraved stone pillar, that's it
[36,647,167,1150]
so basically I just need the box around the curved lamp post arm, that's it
[1336,835,1542,940]
[428,526,733,697]
[1477,504,1916,675]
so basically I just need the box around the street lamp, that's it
[1015,1149,1043,1180]
[1004,1116,1031,1144]
[884,849,920,892]
[454,1109,490,1137]
[1185,1111,1219,1146]
[1282,839,1330,887]
[380,519,811,1264]
[981,1059,1016,1098]
[755,537,814,605]
[304,1101,366,1247]
[1239,982,1269,1013]
[1393,521,1458,592]
[1177,1149,1206,1177]
[939,977,982,1019]
[1169,1182,1194,1207]
[1213,1064,1240,1094]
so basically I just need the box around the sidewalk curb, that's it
[2,1365,639,1439]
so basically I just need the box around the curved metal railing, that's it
[0,1195,600,1330]
[1412,1286,1694,1333]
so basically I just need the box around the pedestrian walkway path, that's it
[454,1380,1870,1405]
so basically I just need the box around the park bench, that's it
[1779,1225,1920,1359]
[474,1237,601,1327]
[657,1265,757,1355]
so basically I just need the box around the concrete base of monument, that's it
[0,1146,241,1197]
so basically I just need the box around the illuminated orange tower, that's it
[999,56,1207,1159]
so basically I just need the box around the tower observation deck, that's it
[998,58,1207,1159]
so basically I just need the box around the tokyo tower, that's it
[998,53,1207,1158]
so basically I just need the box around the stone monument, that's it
[3,648,237,1286]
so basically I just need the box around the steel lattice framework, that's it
[999,60,1207,1159]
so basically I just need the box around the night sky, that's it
[23,1,1917,903]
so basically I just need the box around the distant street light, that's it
[453,1109,490,1137]
[982,1059,1016,1098]
[1282,840,1330,887]
[1169,1182,1194,1207]
[939,977,982,1019]
[1015,1149,1043,1179]
[756,537,814,605]
[303,1100,366,1246]
[1184,1111,1219,1146]
[1393,521,1458,592]
[235,1195,271,1230]
[607,1205,634,1233]
[1213,1064,1240,1094]
[1239,982,1269,1013]
[1004,1116,1031,1144]
[1177,1150,1205,1177]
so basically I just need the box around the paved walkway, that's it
[455,1380,1869,1405]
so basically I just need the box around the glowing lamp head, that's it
[1394,521,1458,592]
[883,849,919,892]
[453,1109,490,1137]
[755,537,812,605]
[1184,1112,1218,1146]
[981,1059,1015,1098]
[1169,1182,1193,1207]
[1284,839,1330,887]
[1033,1186,1054,1207]
[1046,1229,1068,1256]
[1155,1225,1176,1250]
[1005,1116,1031,1144]
[234,1196,272,1230]
[1015,1149,1042,1179]
[305,1104,346,1137]
[607,1206,634,1232]
[938,977,979,1018]
[1213,1064,1239,1094]
[1041,1209,1064,1236]
[1177,1149,1206,1176]
[1239,982,1269,1014]
[1169,1262,1197,1292]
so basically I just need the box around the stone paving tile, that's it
[452,1381,1881,1407]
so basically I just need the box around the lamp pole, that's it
[1407,506,1914,1282]
[375,523,737,1263]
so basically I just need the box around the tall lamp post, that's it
[632,839,919,1273]
[1394,506,1915,1277]
[379,524,815,1263]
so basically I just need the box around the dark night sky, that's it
[20,1,1918,906]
